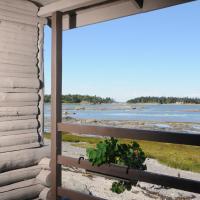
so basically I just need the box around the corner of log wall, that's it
[0,0,49,199]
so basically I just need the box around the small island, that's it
[44,94,114,104]
[127,96,200,104]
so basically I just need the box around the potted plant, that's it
[87,137,147,194]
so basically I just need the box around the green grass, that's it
[45,132,200,173]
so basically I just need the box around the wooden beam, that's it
[61,0,194,30]
[58,156,200,194]
[134,0,144,8]
[58,123,200,146]
[39,0,194,30]
[51,11,63,200]
[38,0,109,17]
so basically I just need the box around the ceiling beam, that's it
[134,0,144,8]
[38,0,109,17]
[38,0,195,30]
[61,0,194,30]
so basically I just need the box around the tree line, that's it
[44,94,114,104]
[127,97,200,104]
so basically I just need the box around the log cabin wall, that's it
[0,1,49,199]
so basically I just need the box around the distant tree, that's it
[44,94,115,104]
[127,96,200,104]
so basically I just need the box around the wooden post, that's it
[51,11,63,200]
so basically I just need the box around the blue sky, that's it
[44,1,200,102]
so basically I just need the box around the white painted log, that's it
[0,101,38,107]
[39,187,50,200]
[0,43,37,57]
[0,115,36,122]
[0,146,50,173]
[0,129,36,137]
[0,119,38,132]
[36,170,51,187]
[0,165,42,187]
[0,133,39,148]
[0,20,38,36]
[0,77,39,89]
[0,8,38,26]
[38,157,51,170]
[0,93,38,102]
[0,0,38,13]
[0,3,38,17]
[0,45,37,58]
[0,88,38,93]
[0,37,38,50]
[0,142,40,153]
[0,106,38,117]
[0,37,38,52]
[0,179,44,200]
[0,63,38,73]
[0,30,38,44]
[0,52,37,66]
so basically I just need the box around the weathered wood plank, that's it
[0,106,38,117]
[0,0,38,13]
[0,52,37,66]
[0,115,36,122]
[36,170,51,187]
[0,42,38,56]
[0,133,39,148]
[39,187,50,200]
[0,146,50,173]
[0,77,39,89]
[0,30,38,44]
[58,123,200,146]
[0,20,38,36]
[0,93,39,103]
[0,8,38,26]
[0,63,38,72]
[62,0,194,30]
[0,101,38,107]
[0,129,37,137]
[38,0,108,17]
[51,11,63,200]
[0,165,42,187]
[0,179,44,200]
[0,119,38,132]
[0,142,40,153]
[0,88,38,93]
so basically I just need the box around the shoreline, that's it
[60,117,200,133]
[45,102,200,105]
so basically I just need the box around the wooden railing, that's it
[52,122,200,200]
[50,10,200,200]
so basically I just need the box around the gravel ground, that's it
[45,139,200,200]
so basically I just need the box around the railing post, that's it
[51,11,63,200]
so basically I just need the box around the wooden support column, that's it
[51,11,63,200]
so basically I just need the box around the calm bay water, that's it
[45,103,200,123]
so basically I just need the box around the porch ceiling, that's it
[29,1,195,31]
[29,0,59,6]
[36,0,194,30]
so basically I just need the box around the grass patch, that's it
[44,132,200,173]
